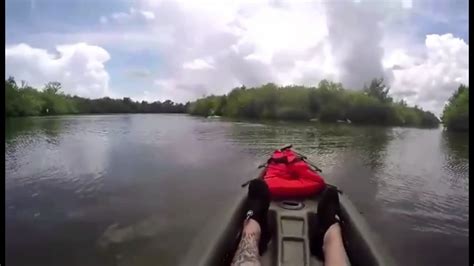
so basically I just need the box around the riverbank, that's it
[188,79,440,128]
[9,76,468,131]
[5,77,187,117]
[441,85,469,132]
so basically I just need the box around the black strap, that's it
[279,144,293,151]
[326,184,343,194]
[241,179,252,187]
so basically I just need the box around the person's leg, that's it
[232,178,271,265]
[231,219,261,266]
[323,223,348,266]
[311,186,348,266]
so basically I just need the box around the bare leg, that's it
[323,223,348,266]
[231,219,261,266]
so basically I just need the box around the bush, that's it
[442,85,468,131]
[188,78,441,128]
[5,77,187,117]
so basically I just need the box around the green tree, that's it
[188,78,440,128]
[44,81,62,95]
[5,77,188,117]
[442,84,469,131]
[363,78,392,103]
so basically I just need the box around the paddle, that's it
[292,150,323,173]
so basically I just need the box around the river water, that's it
[5,114,469,266]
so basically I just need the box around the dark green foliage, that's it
[6,78,47,116]
[419,111,440,128]
[188,95,226,116]
[188,78,441,128]
[5,77,187,117]
[442,84,469,131]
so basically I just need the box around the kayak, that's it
[181,145,396,266]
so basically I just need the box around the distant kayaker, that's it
[231,179,348,266]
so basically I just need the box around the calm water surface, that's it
[5,114,468,266]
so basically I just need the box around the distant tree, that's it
[4,76,445,130]
[20,80,29,89]
[44,82,62,94]
[6,77,189,117]
[398,99,407,107]
[6,76,17,88]
[363,78,392,103]
[188,78,440,128]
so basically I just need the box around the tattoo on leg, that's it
[231,232,261,266]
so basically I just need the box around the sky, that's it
[5,0,469,116]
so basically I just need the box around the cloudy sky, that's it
[5,0,468,115]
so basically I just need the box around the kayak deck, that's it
[260,198,349,266]
[181,147,396,266]
[181,187,395,266]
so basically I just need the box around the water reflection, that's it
[368,128,468,265]
[6,117,62,144]
[325,126,392,219]
[441,131,469,190]
[442,131,469,158]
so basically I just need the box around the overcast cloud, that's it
[5,0,469,115]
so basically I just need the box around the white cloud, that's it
[115,0,340,102]
[182,59,214,70]
[385,34,468,115]
[122,0,401,102]
[5,43,111,98]
[133,0,466,115]
[140,10,155,20]
[402,0,413,9]
[100,8,155,24]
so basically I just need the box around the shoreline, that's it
[8,113,469,131]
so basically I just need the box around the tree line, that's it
[441,84,469,131]
[7,76,467,131]
[5,77,188,117]
[188,78,441,128]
